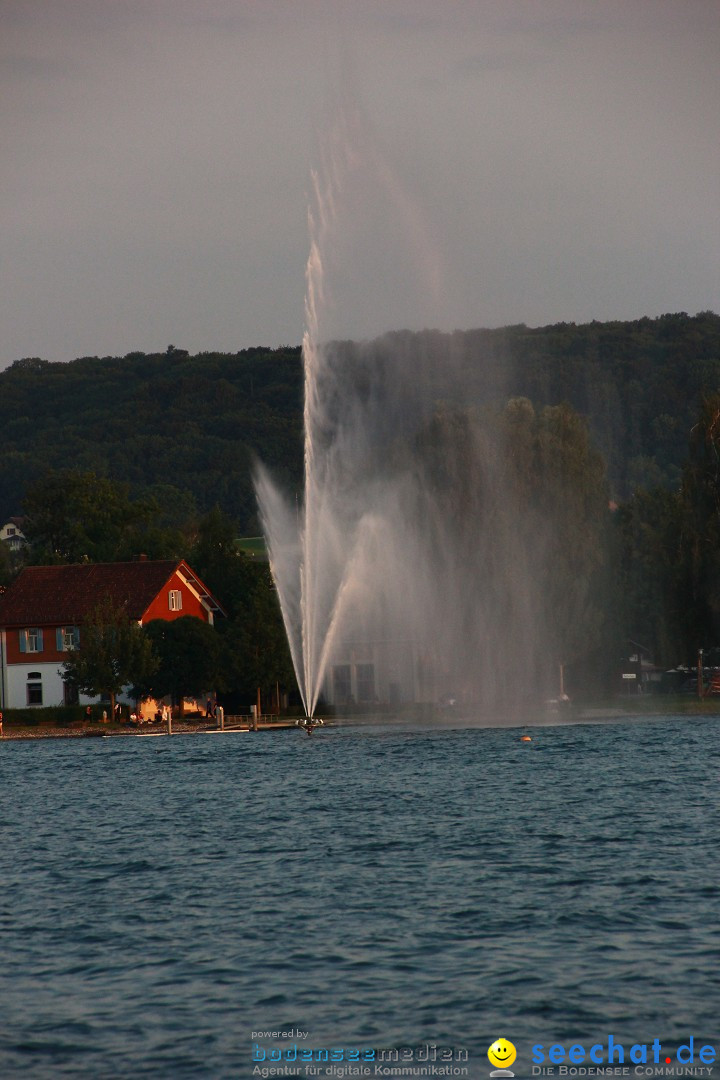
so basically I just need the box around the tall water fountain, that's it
[256,119,605,719]
[255,134,370,718]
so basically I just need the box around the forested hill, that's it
[359,310,720,497]
[1,312,719,529]
[0,346,304,530]
[506,310,720,495]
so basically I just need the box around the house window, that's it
[356,663,375,703]
[21,628,43,653]
[27,673,43,706]
[56,626,79,652]
[168,589,183,611]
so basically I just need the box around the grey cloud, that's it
[0,0,718,367]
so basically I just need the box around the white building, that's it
[0,518,26,553]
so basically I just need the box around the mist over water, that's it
[255,114,588,718]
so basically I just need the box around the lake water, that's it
[0,714,718,1079]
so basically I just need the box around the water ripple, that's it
[0,715,719,1077]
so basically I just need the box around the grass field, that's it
[235,536,268,560]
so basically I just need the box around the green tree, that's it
[677,393,720,653]
[220,567,296,708]
[23,470,183,563]
[412,399,610,703]
[0,539,14,588]
[612,487,686,665]
[62,597,158,718]
[505,400,610,681]
[138,617,226,714]
[190,507,296,707]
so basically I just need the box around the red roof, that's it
[0,560,223,626]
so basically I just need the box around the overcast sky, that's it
[1,0,718,367]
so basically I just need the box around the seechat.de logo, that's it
[489,1038,517,1077]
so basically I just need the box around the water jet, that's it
[255,121,607,721]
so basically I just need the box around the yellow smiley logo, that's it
[488,1039,517,1069]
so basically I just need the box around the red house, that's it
[0,559,225,710]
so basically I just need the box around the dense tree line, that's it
[402,398,612,706]
[2,313,720,697]
[1,314,719,531]
[615,392,720,668]
[335,311,720,499]
[0,345,303,531]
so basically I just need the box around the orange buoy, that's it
[520,735,532,742]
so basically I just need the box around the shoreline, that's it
[1,721,205,741]
[0,718,302,740]
[2,700,719,740]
